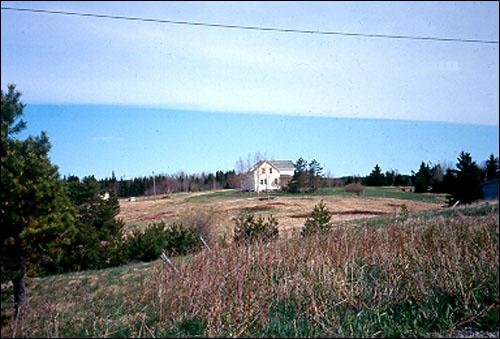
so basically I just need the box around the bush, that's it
[344,182,364,195]
[124,221,201,262]
[301,200,332,236]
[164,222,202,256]
[233,214,279,244]
[177,207,221,247]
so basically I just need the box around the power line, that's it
[2,6,499,45]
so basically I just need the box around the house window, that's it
[270,168,272,174]
[274,178,278,185]
[262,168,266,174]
[260,179,264,185]
[264,179,267,185]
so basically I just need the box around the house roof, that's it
[249,160,294,172]
[269,160,294,171]
[249,160,277,172]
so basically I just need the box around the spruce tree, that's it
[301,200,332,236]
[485,154,499,181]
[414,162,432,193]
[363,164,385,186]
[450,152,483,204]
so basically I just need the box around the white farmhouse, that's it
[241,160,294,192]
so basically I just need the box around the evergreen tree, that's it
[288,158,324,193]
[301,200,332,236]
[414,162,432,193]
[384,170,397,186]
[1,84,75,312]
[449,152,483,204]
[485,154,499,181]
[442,168,457,198]
[308,159,323,191]
[294,157,308,173]
[363,164,385,186]
[59,176,125,272]
[288,157,308,193]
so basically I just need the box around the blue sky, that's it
[16,105,499,179]
[2,2,499,179]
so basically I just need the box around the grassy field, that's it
[118,187,446,236]
[2,201,498,338]
[183,187,447,204]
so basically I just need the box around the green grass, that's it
[343,200,499,230]
[183,189,254,203]
[184,186,447,204]
[317,186,447,203]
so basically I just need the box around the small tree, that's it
[124,221,201,262]
[233,214,279,244]
[1,84,75,312]
[301,200,332,236]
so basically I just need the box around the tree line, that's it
[96,169,242,198]
[361,152,498,204]
[263,153,498,205]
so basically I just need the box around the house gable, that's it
[249,160,280,173]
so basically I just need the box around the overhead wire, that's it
[1,6,498,45]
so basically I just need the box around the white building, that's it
[241,160,294,192]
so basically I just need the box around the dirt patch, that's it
[289,210,389,218]
[333,210,389,215]
[388,203,404,207]
[268,202,287,206]
[289,213,311,218]
[225,205,275,213]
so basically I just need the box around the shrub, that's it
[164,222,202,256]
[124,221,201,262]
[400,204,409,216]
[344,182,364,195]
[177,207,221,247]
[301,200,332,236]
[233,214,279,244]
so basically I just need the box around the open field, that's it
[118,187,446,236]
[2,202,498,338]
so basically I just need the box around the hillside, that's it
[2,201,498,338]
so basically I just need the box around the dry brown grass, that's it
[5,203,497,338]
[147,212,498,336]
[118,191,441,237]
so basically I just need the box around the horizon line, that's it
[24,102,500,128]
